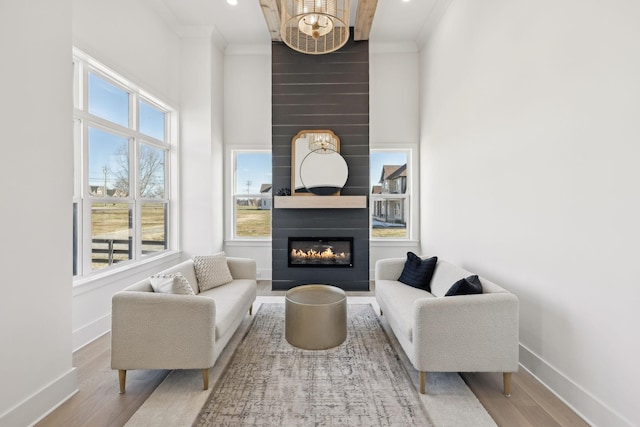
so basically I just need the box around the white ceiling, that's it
[148,0,445,46]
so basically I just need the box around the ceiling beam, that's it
[262,0,378,42]
[354,0,378,41]
[260,0,282,42]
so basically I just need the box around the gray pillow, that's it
[193,252,234,292]
[150,272,195,295]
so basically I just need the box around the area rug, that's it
[125,297,496,427]
[193,303,431,426]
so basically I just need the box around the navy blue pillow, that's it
[397,252,438,291]
[445,275,483,296]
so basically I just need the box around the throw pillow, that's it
[193,252,233,292]
[445,275,483,296]
[397,252,438,291]
[150,273,195,295]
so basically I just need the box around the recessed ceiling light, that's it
[227,0,238,5]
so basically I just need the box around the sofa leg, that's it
[380,308,383,316]
[503,372,512,397]
[118,370,126,394]
[249,305,253,316]
[203,369,209,390]
[419,371,426,394]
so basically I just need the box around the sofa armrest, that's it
[412,293,519,372]
[227,257,257,280]
[375,258,406,281]
[111,291,216,370]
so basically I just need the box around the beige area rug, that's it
[195,303,430,426]
[125,297,497,427]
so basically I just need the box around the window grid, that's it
[370,149,411,240]
[231,150,272,240]
[73,51,174,278]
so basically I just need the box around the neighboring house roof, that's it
[379,164,407,183]
[260,184,272,193]
[372,185,382,194]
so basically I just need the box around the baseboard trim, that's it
[0,368,77,427]
[73,312,111,352]
[519,344,634,427]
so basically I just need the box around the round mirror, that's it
[299,148,348,195]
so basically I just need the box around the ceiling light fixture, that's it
[227,0,238,5]
[281,0,350,55]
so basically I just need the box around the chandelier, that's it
[281,0,350,55]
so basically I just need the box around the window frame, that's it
[72,48,177,280]
[226,147,273,242]
[369,146,418,242]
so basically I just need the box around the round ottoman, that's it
[285,284,347,350]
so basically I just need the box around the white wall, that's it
[369,46,422,275]
[222,46,273,277]
[72,0,181,106]
[70,0,185,351]
[0,1,76,425]
[180,35,217,257]
[419,1,640,426]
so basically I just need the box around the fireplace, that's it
[288,237,353,268]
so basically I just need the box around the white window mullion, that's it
[81,118,93,274]
[73,48,176,280]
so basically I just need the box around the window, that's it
[370,150,410,239]
[232,151,272,239]
[73,49,175,277]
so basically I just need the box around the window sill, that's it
[225,239,272,247]
[370,239,420,247]
[72,251,183,296]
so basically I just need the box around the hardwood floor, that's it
[38,281,588,427]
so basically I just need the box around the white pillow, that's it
[193,252,233,292]
[150,273,195,295]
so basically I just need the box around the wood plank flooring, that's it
[38,281,588,427]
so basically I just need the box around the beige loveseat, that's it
[111,256,256,393]
[375,257,519,396]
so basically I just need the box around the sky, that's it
[87,70,407,194]
[87,72,166,188]
[236,152,272,194]
[235,150,408,194]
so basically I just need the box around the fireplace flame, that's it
[291,247,347,261]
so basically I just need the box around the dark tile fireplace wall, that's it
[271,31,370,291]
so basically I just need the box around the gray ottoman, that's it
[285,284,347,350]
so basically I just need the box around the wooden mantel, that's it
[274,196,367,209]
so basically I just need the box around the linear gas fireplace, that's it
[288,237,353,268]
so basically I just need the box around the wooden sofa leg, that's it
[203,369,209,390]
[503,372,512,397]
[249,305,253,316]
[118,370,126,394]
[380,308,383,316]
[419,371,426,394]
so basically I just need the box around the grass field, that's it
[91,203,166,269]
[90,205,405,269]
[371,228,407,238]
[236,206,271,237]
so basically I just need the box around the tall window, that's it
[232,151,272,239]
[370,150,410,239]
[73,49,175,277]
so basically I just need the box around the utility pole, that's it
[103,166,108,206]
[246,180,252,194]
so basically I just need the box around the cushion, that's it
[397,252,438,291]
[193,252,234,292]
[150,273,195,295]
[445,275,483,296]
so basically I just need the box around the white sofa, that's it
[111,257,257,393]
[375,257,519,395]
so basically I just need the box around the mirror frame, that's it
[291,130,345,196]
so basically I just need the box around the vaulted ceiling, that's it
[148,0,450,47]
